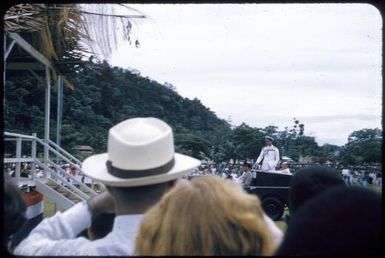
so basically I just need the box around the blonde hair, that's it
[134,176,275,256]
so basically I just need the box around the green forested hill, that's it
[4,58,231,159]
[4,58,381,164]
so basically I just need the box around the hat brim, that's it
[82,153,201,187]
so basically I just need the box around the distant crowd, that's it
[187,160,382,190]
[4,161,101,191]
[3,117,383,256]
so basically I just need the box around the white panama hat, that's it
[82,117,201,187]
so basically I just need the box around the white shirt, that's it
[280,168,292,175]
[341,169,350,176]
[14,202,143,256]
[74,174,83,183]
[256,145,280,171]
[84,176,94,184]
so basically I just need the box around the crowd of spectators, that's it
[187,160,382,191]
[4,159,103,193]
[341,168,382,188]
[3,117,383,256]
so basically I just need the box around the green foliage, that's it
[175,133,211,159]
[339,128,382,165]
[272,118,319,161]
[4,60,380,165]
[229,123,265,160]
[4,59,229,160]
[317,144,341,164]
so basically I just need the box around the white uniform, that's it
[280,168,292,175]
[256,145,280,171]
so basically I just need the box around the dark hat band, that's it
[106,157,175,179]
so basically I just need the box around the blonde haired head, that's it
[134,176,275,256]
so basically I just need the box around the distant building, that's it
[72,145,94,153]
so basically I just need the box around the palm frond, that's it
[5,3,146,82]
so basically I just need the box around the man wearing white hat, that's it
[255,136,280,172]
[15,117,201,256]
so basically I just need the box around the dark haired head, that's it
[241,161,252,169]
[276,186,383,256]
[3,180,27,245]
[288,166,345,215]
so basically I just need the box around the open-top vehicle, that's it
[187,169,292,221]
[244,171,292,221]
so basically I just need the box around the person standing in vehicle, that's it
[255,136,280,172]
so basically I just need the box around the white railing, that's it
[4,132,98,200]
[48,139,82,166]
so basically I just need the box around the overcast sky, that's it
[106,3,382,146]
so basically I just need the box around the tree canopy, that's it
[4,57,230,160]
[4,58,382,165]
[339,128,382,165]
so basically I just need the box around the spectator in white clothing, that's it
[279,162,292,175]
[14,117,201,256]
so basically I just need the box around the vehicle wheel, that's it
[262,197,284,221]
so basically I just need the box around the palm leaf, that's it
[5,3,146,87]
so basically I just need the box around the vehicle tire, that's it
[262,197,284,221]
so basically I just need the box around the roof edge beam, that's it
[7,62,45,71]
[7,32,53,69]
[5,39,16,60]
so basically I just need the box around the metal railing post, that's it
[5,131,98,201]
[44,65,51,179]
[4,35,7,113]
[56,75,62,166]
[31,133,37,181]
[15,136,22,184]
[48,139,82,165]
